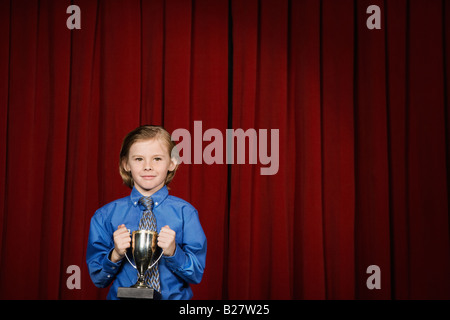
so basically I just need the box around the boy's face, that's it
[123,138,177,196]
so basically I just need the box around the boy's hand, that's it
[158,225,176,257]
[111,224,131,263]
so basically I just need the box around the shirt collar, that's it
[130,185,169,209]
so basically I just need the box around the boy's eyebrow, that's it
[130,154,166,157]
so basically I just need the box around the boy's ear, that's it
[169,157,178,172]
[121,159,130,172]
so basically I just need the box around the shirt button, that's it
[112,266,116,269]
[107,275,111,278]
[134,202,137,205]
[155,202,158,206]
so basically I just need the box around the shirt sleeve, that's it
[86,210,123,288]
[163,207,207,284]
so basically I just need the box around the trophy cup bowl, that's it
[117,230,163,299]
[131,230,161,288]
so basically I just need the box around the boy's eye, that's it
[154,157,162,161]
[135,157,143,161]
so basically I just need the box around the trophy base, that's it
[117,287,161,300]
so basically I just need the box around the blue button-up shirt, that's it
[86,185,207,300]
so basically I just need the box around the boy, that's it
[86,125,207,300]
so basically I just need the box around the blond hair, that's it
[119,125,179,188]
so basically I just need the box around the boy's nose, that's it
[144,161,153,170]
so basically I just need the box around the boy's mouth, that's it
[141,175,156,180]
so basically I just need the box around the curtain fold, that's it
[0,0,449,299]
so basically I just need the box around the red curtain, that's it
[1,0,450,300]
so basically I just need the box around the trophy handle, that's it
[124,247,164,270]
[147,249,164,270]
[124,250,137,269]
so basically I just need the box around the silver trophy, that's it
[117,230,163,299]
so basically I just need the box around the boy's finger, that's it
[117,231,132,239]
[122,240,131,248]
[116,226,130,234]
[160,225,173,232]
